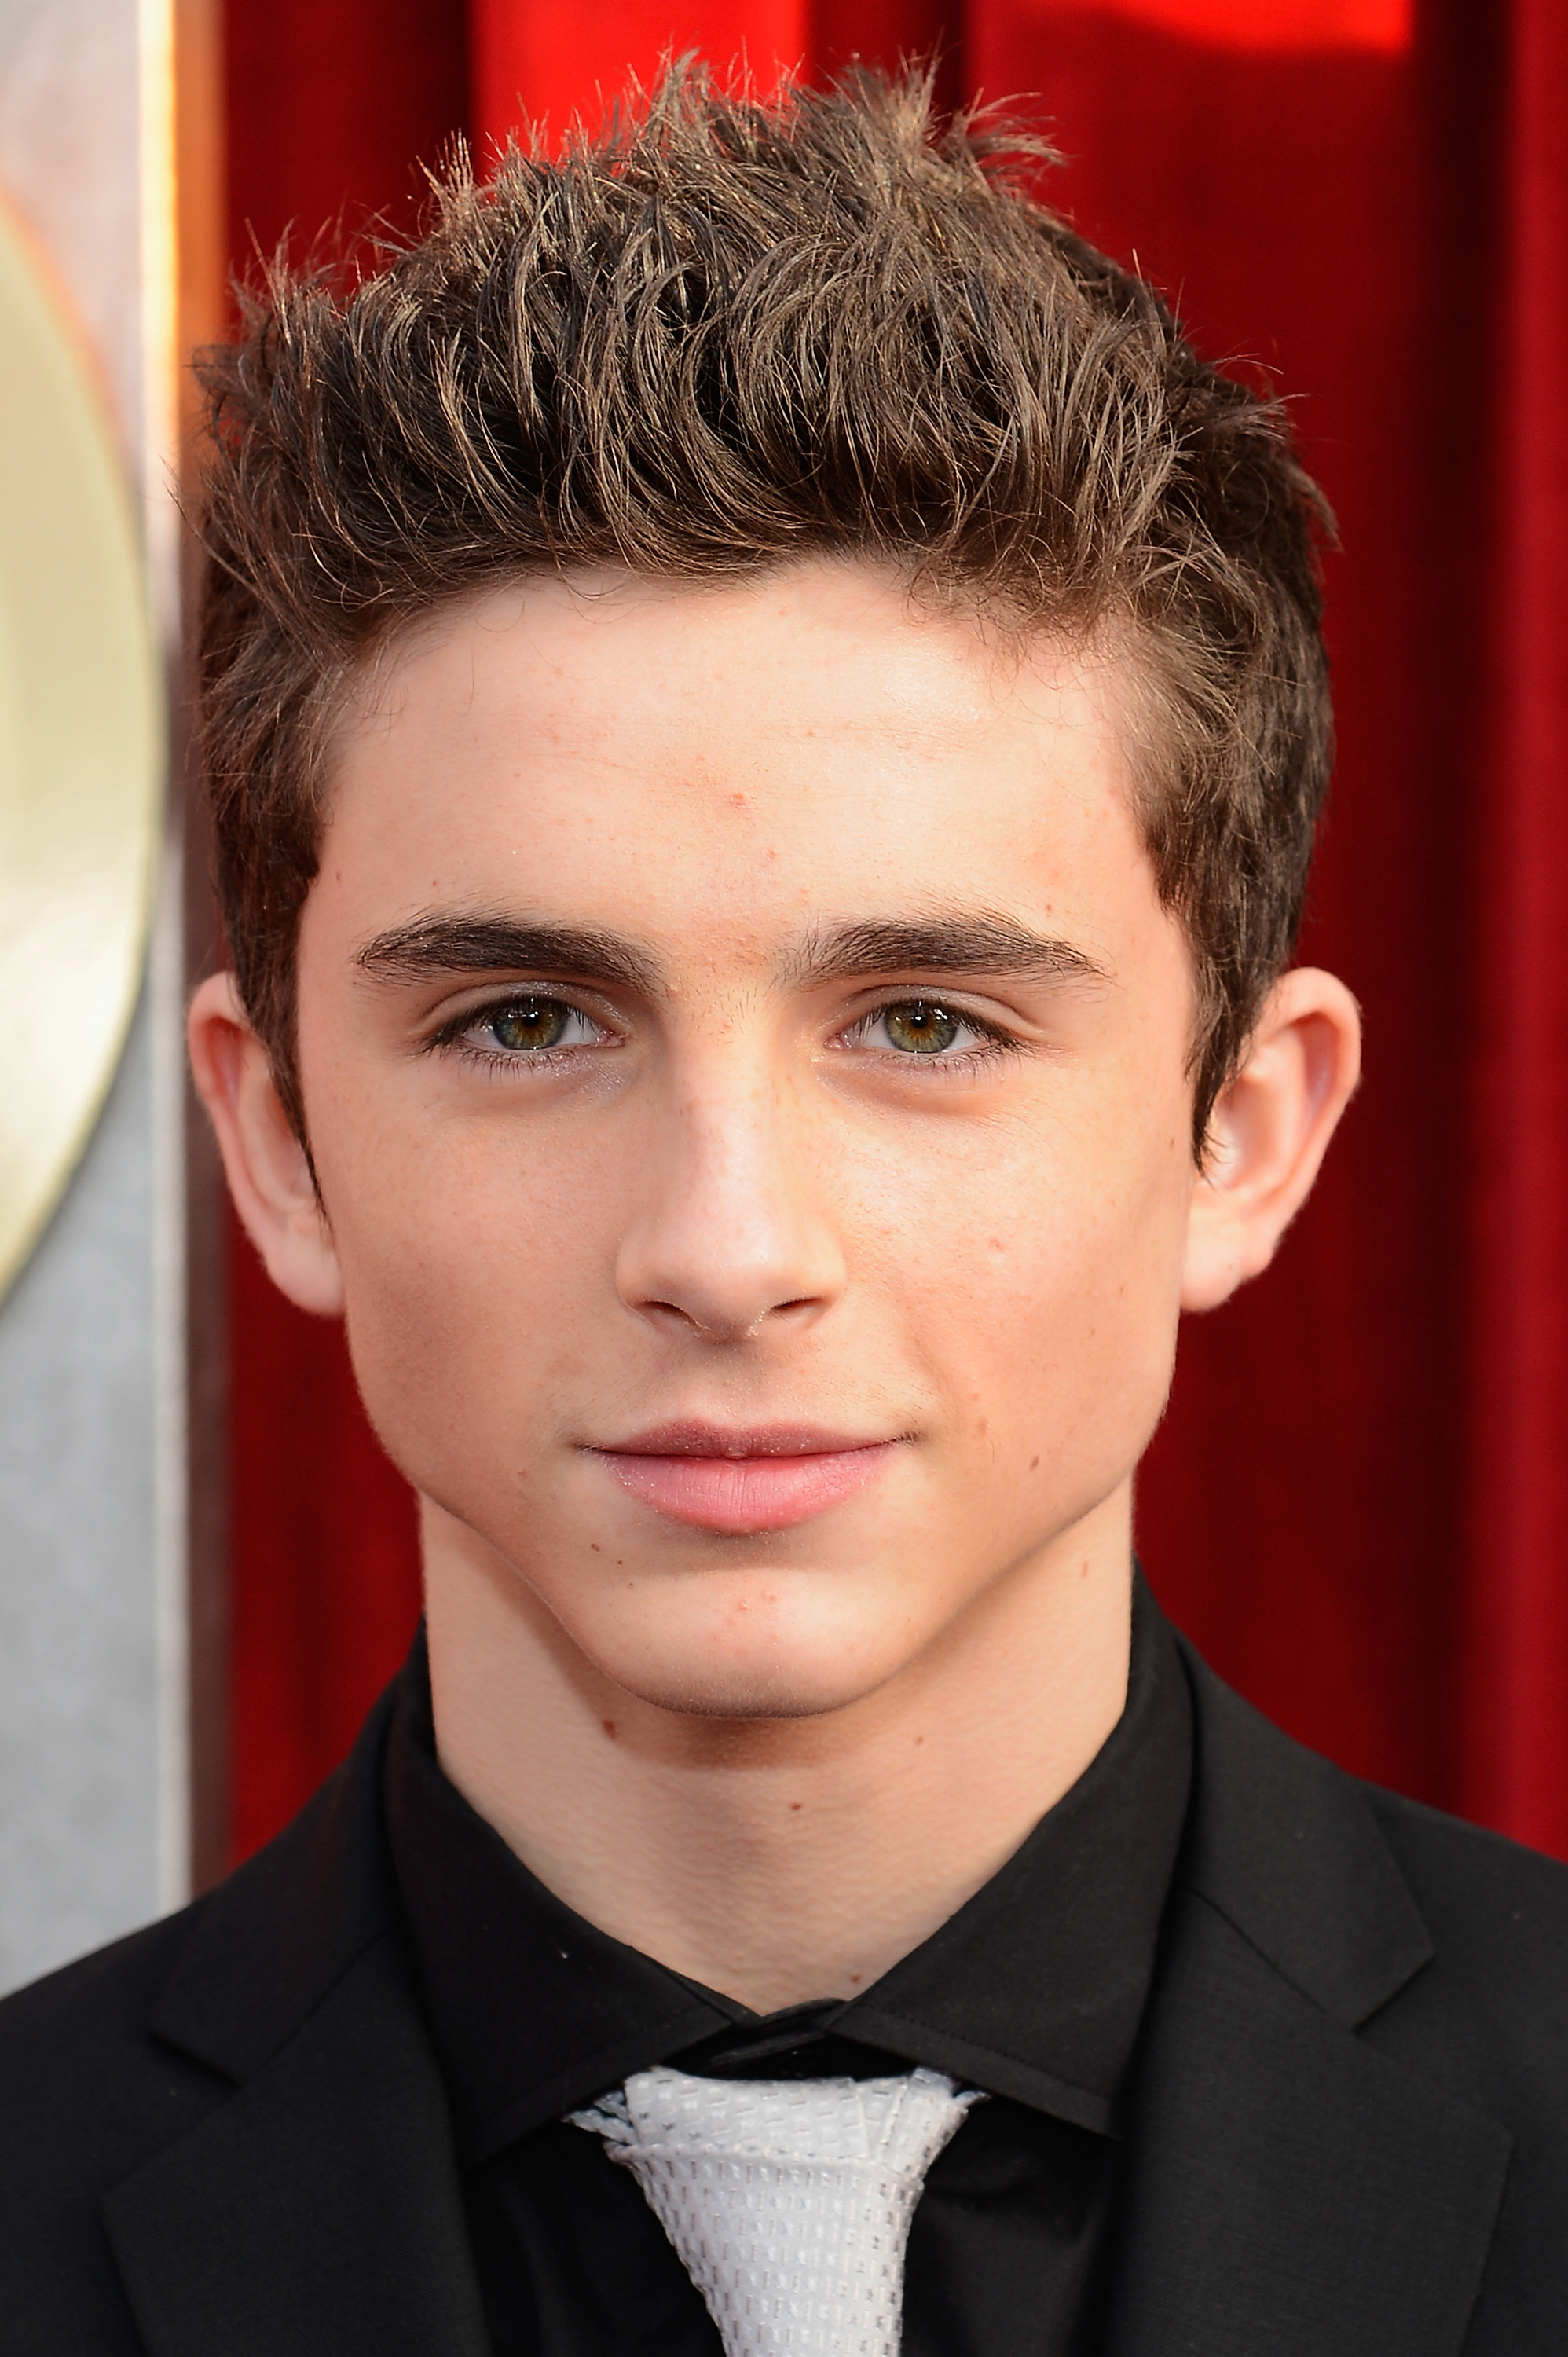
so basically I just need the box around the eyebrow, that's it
[788,916,1111,991]
[355,916,665,996]
[354,908,1109,995]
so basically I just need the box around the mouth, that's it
[584,1422,901,1534]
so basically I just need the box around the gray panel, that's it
[0,0,145,454]
[0,0,196,1993]
[0,986,161,1989]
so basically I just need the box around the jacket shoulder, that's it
[1350,1788,1568,2352]
[0,1904,231,2349]
[0,1685,400,2350]
[1178,1633,1568,2107]
[0,1896,232,2157]
[1356,1782,1568,2101]
[1364,1779,1568,1945]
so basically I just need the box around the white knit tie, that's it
[567,2063,982,2357]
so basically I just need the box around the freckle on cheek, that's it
[602,1719,617,1739]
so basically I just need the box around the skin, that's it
[191,559,1361,2011]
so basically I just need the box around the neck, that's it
[423,1497,1134,2014]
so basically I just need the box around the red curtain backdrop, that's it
[222,0,1568,1864]
[1470,0,1568,1854]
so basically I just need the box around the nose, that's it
[614,1061,846,1343]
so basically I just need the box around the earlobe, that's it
[1180,966,1361,1314]
[187,970,345,1318]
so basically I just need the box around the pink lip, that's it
[587,1423,899,1534]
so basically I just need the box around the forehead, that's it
[318,559,1157,963]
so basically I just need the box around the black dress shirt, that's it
[384,1579,1192,2357]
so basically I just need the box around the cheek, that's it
[318,1115,610,1483]
[870,1114,1191,1472]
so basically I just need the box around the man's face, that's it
[295,561,1200,1717]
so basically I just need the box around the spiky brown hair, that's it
[197,62,1332,1150]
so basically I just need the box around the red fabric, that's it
[1467,0,1568,1854]
[471,0,806,149]
[223,0,466,1860]
[225,0,469,265]
[222,0,1568,1862]
[226,1228,421,1863]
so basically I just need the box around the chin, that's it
[577,1602,912,1723]
[607,1660,885,1721]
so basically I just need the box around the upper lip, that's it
[589,1421,894,1459]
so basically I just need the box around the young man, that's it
[2,66,1564,2357]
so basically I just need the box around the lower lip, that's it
[592,1445,896,1533]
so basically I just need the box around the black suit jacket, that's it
[2,1640,1565,2356]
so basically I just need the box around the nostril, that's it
[631,1291,826,1343]
[640,1299,705,1331]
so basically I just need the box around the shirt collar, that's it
[386,1571,1191,2165]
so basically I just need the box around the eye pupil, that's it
[885,999,960,1054]
[490,996,569,1052]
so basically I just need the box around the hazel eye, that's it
[837,995,1017,1069]
[877,999,964,1055]
[474,995,600,1054]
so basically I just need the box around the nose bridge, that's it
[615,1026,843,1340]
[686,1058,763,1178]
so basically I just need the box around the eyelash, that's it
[427,995,614,1072]
[837,1001,1023,1072]
[427,993,1024,1075]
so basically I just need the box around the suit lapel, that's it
[1107,1647,1511,2357]
[1106,1888,1509,2357]
[104,1933,491,2357]
[98,1685,492,2357]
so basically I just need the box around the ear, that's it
[1181,966,1361,1313]
[187,970,345,1318]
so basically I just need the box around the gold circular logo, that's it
[0,189,162,1301]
